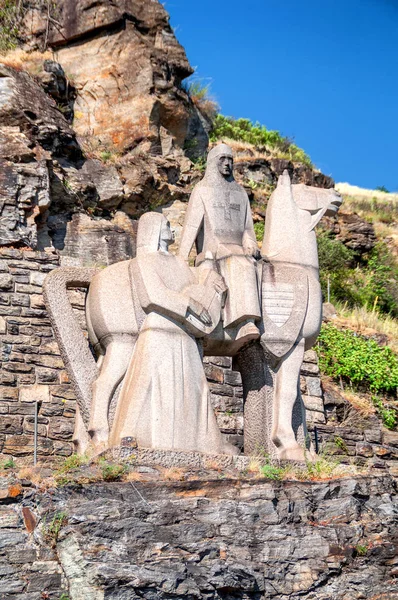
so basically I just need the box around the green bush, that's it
[0,0,21,52]
[210,115,312,167]
[360,243,398,316]
[318,232,354,301]
[317,324,398,395]
[254,221,265,243]
[318,233,398,317]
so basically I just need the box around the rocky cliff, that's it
[0,473,397,599]
[0,0,335,265]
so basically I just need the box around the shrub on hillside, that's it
[318,233,398,318]
[317,324,398,427]
[0,0,22,52]
[210,115,313,167]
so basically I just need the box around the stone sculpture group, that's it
[43,144,342,461]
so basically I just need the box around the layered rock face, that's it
[0,0,209,260]
[23,0,207,157]
[0,0,336,263]
[1,475,397,598]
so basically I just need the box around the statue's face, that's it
[218,155,233,178]
[159,219,175,252]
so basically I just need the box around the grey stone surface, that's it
[0,474,397,599]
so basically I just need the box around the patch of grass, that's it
[0,457,15,470]
[54,453,90,486]
[291,456,352,481]
[254,221,265,243]
[355,543,368,556]
[319,233,398,318]
[260,462,285,480]
[57,453,89,473]
[99,460,127,482]
[317,323,398,396]
[339,193,397,225]
[210,115,313,167]
[333,303,398,354]
[253,454,356,482]
[0,48,52,71]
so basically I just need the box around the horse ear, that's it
[278,169,291,187]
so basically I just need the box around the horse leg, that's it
[88,338,135,450]
[271,338,307,461]
[72,404,91,455]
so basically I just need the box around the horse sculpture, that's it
[43,169,342,458]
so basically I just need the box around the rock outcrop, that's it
[22,0,209,159]
[1,474,397,598]
[0,0,337,264]
[320,211,377,256]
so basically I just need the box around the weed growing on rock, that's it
[57,453,89,473]
[254,221,265,243]
[355,544,369,556]
[0,457,15,470]
[43,511,67,546]
[334,436,349,453]
[99,460,127,482]
[260,463,285,480]
[182,78,219,120]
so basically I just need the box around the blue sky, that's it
[165,0,398,190]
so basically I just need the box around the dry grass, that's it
[247,458,262,473]
[210,138,287,162]
[342,389,376,417]
[80,137,122,165]
[336,182,398,202]
[125,471,145,482]
[160,467,185,481]
[282,458,359,481]
[0,49,52,73]
[334,302,398,353]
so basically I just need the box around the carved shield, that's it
[260,262,308,358]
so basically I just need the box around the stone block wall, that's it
[205,350,326,452]
[0,247,327,462]
[0,249,75,461]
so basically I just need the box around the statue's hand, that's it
[213,273,227,294]
[188,298,212,326]
[199,308,212,326]
[244,243,260,259]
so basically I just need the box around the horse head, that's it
[261,170,343,263]
[291,181,343,224]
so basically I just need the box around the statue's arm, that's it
[179,187,204,261]
[242,198,260,257]
[133,257,191,325]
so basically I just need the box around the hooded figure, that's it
[110,212,237,455]
[179,144,261,342]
